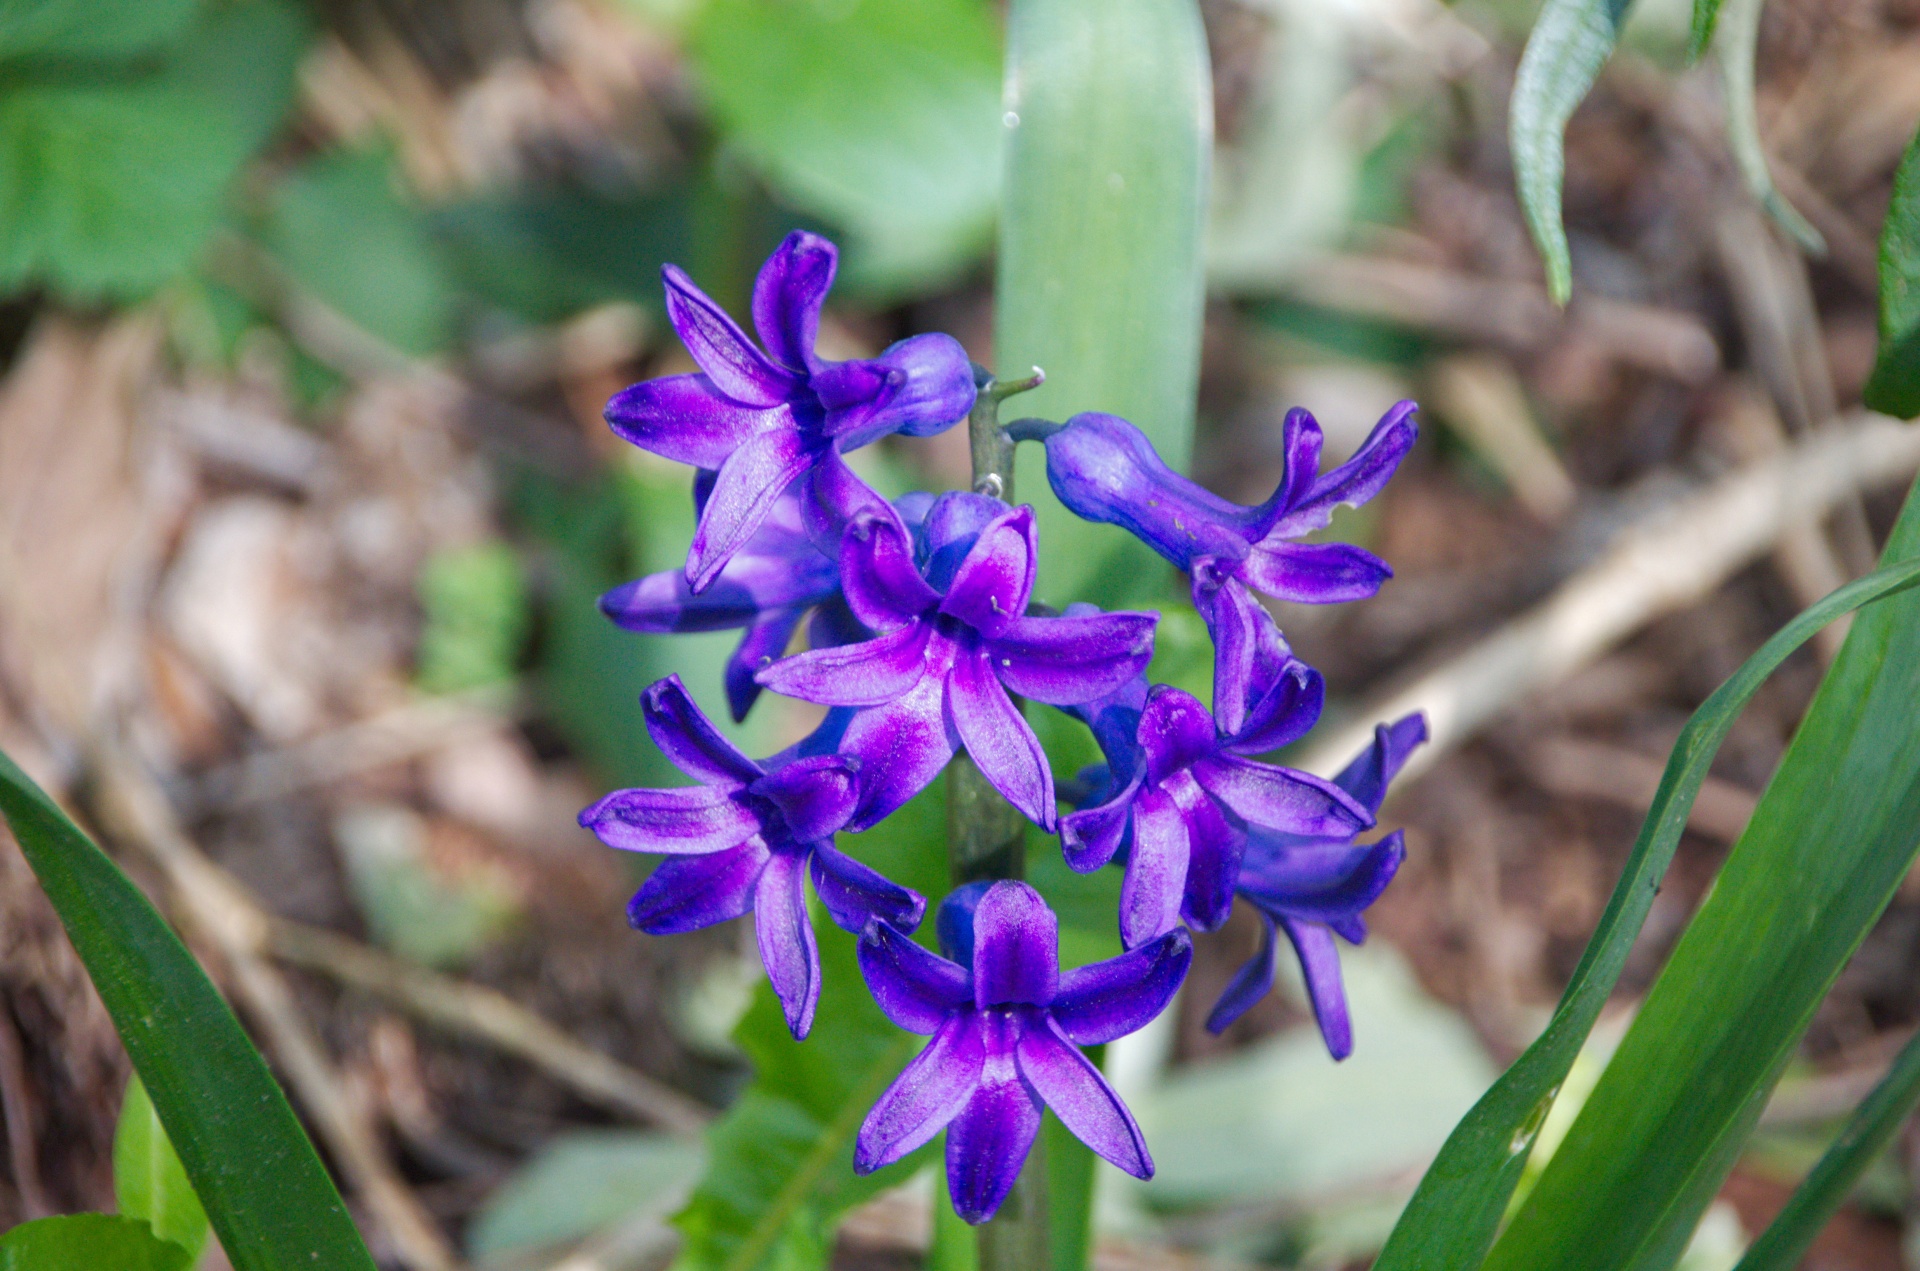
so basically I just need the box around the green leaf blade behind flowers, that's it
[0,1214,192,1271]
[1864,124,1920,419]
[115,1074,211,1266]
[0,0,202,65]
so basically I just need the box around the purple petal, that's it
[626,840,768,933]
[640,675,763,789]
[936,882,992,964]
[1261,400,1419,541]
[756,620,932,706]
[816,333,977,449]
[1192,755,1372,837]
[1228,657,1326,756]
[1015,1017,1151,1179]
[841,509,939,631]
[755,851,821,1039]
[857,919,971,1033]
[1281,917,1354,1059]
[1119,789,1190,949]
[1059,775,1139,872]
[687,427,818,591]
[578,785,760,854]
[856,1014,984,1173]
[661,263,801,407]
[945,1029,1043,1224]
[751,230,835,372]
[970,881,1059,1008]
[811,841,926,934]
[1204,909,1278,1034]
[947,645,1055,828]
[1043,413,1254,571]
[840,675,958,830]
[921,491,1009,590]
[802,449,894,554]
[988,611,1157,707]
[1333,713,1429,813]
[1139,686,1217,787]
[724,609,806,723]
[1238,541,1393,605]
[1173,778,1245,933]
[749,754,860,842]
[1053,928,1193,1045]
[940,505,1037,638]
[604,374,777,468]
[807,594,870,652]
[1245,832,1405,925]
[1194,576,1272,739]
[1252,408,1326,526]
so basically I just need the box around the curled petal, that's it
[856,1014,985,1174]
[840,675,958,830]
[687,427,818,591]
[626,840,768,934]
[947,646,1055,830]
[1229,657,1326,756]
[970,881,1060,1008]
[1334,713,1429,814]
[755,852,821,1039]
[662,263,800,407]
[578,785,759,855]
[1119,790,1189,949]
[857,919,971,1034]
[604,374,776,468]
[756,620,932,706]
[988,612,1157,707]
[841,510,939,631]
[1192,755,1372,838]
[1254,408,1326,526]
[640,675,762,790]
[750,755,860,843]
[1247,832,1405,926]
[1239,541,1393,606]
[1282,917,1354,1060]
[803,449,894,555]
[1173,778,1244,933]
[811,842,926,935]
[1015,1017,1152,1179]
[1139,686,1217,788]
[724,609,806,724]
[1261,400,1419,541]
[1059,775,1139,873]
[1043,413,1253,570]
[1204,909,1278,1035]
[921,491,1009,589]
[1194,576,1270,739]
[945,1036,1043,1224]
[751,230,835,372]
[1053,928,1193,1046]
[817,334,977,449]
[940,505,1037,638]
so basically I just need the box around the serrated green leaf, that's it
[1509,0,1633,305]
[1864,125,1920,419]
[0,749,378,1271]
[998,0,1211,609]
[0,0,201,65]
[1482,477,1920,1270]
[689,0,1002,295]
[1371,535,1920,1271]
[1714,0,1822,251]
[0,1214,191,1271]
[115,1074,210,1265]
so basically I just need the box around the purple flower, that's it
[756,493,1158,831]
[605,231,976,590]
[1042,404,1416,721]
[1061,657,1373,949]
[1206,713,1426,1057]
[854,881,1191,1223]
[577,675,925,1039]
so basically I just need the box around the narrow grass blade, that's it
[1733,1028,1920,1271]
[1509,0,1634,304]
[998,0,1211,609]
[1371,540,1920,1271]
[1864,125,1920,419]
[1486,478,1920,1271]
[1714,0,1823,252]
[0,750,378,1271]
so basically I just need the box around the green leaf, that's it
[998,0,1211,609]
[1371,541,1920,1271]
[670,783,950,1271]
[0,0,201,64]
[0,750,379,1271]
[0,1214,191,1271]
[415,542,529,694]
[0,0,308,301]
[1732,1028,1920,1271]
[1864,124,1920,419]
[470,1131,705,1261]
[688,0,1002,295]
[115,1074,210,1265]
[1508,0,1633,304]
[1485,479,1920,1270]
[1713,0,1822,252]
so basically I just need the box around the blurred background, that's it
[1,0,1918,1267]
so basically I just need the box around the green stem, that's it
[948,366,1052,1271]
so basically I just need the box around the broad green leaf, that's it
[0,1214,190,1271]
[0,0,307,300]
[1864,125,1920,419]
[470,1131,705,1261]
[688,0,1001,295]
[1485,478,1920,1271]
[1371,542,1920,1271]
[669,783,950,1271]
[115,1074,211,1265]
[263,147,454,356]
[1509,0,1633,304]
[1732,1028,1920,1271]
[0,749,379,1271]
[998,0,1211,609]
[0,0,200,63]
[1713,0,1822,251]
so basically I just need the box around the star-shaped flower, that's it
[854,881,1191,1223]
[577,675,924,1038]
[606,231,975,589]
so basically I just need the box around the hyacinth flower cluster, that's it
[579,230,1427,1223]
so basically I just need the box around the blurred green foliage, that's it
[415,542,530,695]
